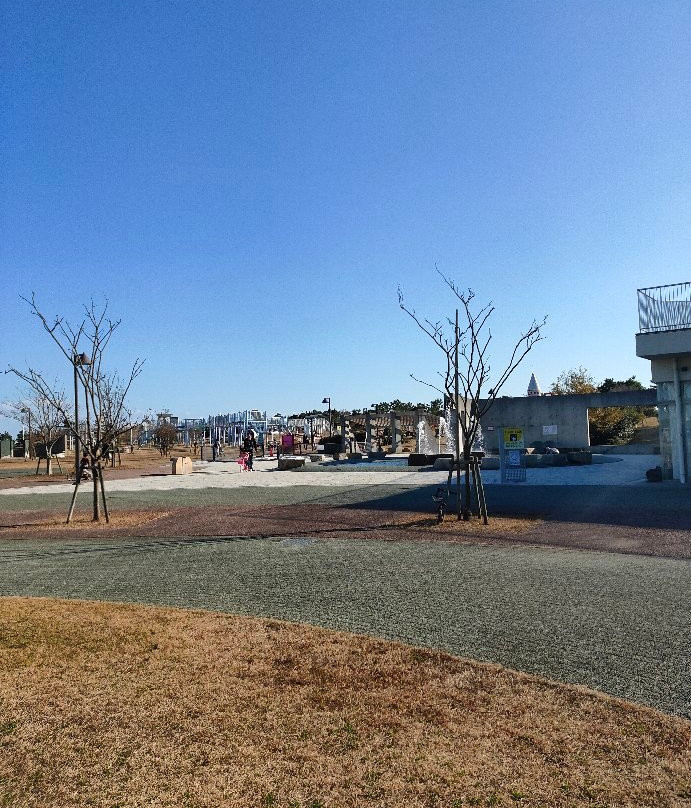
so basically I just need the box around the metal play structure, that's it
[139,408,457,455]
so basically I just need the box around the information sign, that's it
[507,449,522,467]
[503,428,524,449]
[500,427,526,483]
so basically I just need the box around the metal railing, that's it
[637,282,691,333]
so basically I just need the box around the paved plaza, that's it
[0,453,662,496]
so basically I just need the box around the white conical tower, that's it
[527,372,541,397]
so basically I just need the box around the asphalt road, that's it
[1,534,689,718]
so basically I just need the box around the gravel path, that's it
[1,535,688,718]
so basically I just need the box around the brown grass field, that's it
[0,448,173,481]
[1,598,689,808]
[0,508,540,541]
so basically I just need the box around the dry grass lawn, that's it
[0,448,168,475]
[386,514,541,536]
[0,510,171,536]
[0,511,537,542]
[1,598,689,807]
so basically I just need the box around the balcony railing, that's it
[637,282,691,333]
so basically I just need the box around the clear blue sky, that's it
[2,1,690,434]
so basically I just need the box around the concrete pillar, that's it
[365,411,372,453]
[673,358,687,484]
[415,409,422,452]
[389,411,402,453]
[340,413,347,452]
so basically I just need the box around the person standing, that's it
[242,433,255,470]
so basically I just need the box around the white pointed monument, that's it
[527,372,541,397]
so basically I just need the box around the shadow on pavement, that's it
[343,482,691,530]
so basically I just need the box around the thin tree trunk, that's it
[463,446,472,520]
[92,463,100,521]
[98,464,110,523]
[454,309,462,520]
[473,460,489,525]
[67,471,82,524]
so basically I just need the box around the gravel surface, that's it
[1,478,690,534]
[1,502,689,559]
[1,455,688,721]
[1,535,689,718]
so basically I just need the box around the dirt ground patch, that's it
[0,509,170,535]
[0,453,170,488]
[0,597,688,808]
[0,505,539,541]
[0,504,688,559]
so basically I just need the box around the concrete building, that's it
[478,388,656,451]
[635,282,691,482]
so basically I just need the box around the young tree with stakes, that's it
[7,295,145,523]
[399,271,546,521]
[4,386,70,475]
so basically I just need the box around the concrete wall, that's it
[478,390,657,451]
[636,328,691,360]
[635,320,691,482]
[647,354,691,384]
[653,369,690,481]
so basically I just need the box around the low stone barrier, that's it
[567,451,593,465]
[408,453,430,467]
[590,444,660,455]
[525,453,571,467]
[434,456,501,471]
[410,453,454,467]
[170,456,193,475]
[278,457,306,470]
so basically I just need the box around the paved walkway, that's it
[1,534,689,718]
[0,454,662,496]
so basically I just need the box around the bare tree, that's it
[4,386,70,475]
[6,295,145,523]
[154,422,177,457]
[399,270,547,521]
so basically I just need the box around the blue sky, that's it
[2,1,690,433]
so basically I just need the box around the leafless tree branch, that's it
[7,295,146,521]
[400,271,547,521]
